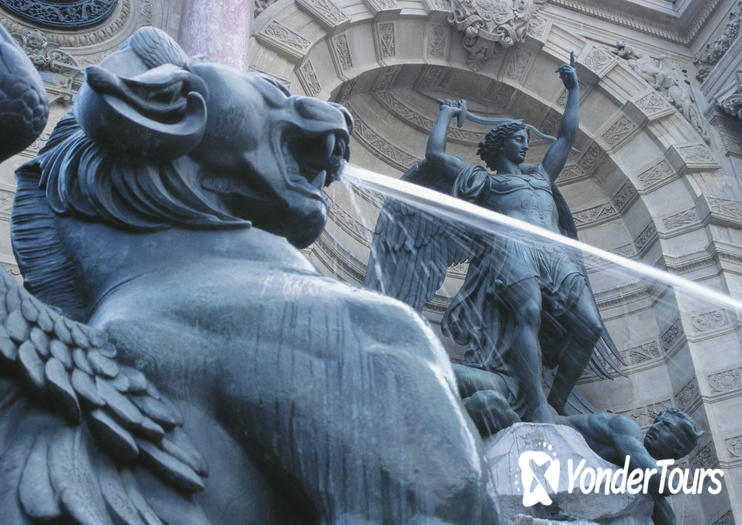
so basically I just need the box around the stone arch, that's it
[250,6,739,521]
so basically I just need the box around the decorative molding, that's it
[373,91,482,144]
[577,142,604,174]
[637,159,675,192]
[348,107,418,172]
[640,216,674,244]
[0,0,117,29]
[295,0,349,30]
[599,114,638,150]
[327,199,373,246]
[694,2,742,83]
[611,179,638,213]
[674,378,700,413]
[726,435,742,457]
[707,196,742,221]
[660,318,683,352]
[377,22,396,60]
[361,0,398,15]
[428,24,448,58]
[708,367,742,393]
[617,398,672,429]
[633,91,673,119]
[716,71,742,121]
[572,202,618,228]
[256,20,311,61]
[447,0,545,71]
[334,78,357,104]
[297,59,321,96]
[623,340,661,366]
[579,45,615,79]
[662,209,698,231]
[548,0,724,46]
[689,441,718,470]
[503,47,534,82]
[375,65,402,91]
[331,33,353,72]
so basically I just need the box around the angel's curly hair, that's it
[477,120,529,171]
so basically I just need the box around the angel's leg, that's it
[501,277,553,423]
[547,288,602,413]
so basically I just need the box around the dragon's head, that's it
[69,27,352,247]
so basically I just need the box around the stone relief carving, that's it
[726,435,742,457]
[378,22,395,58]
[694,2,742,83]
[297,59,321,96]
[257,20,311,60]
[708,367,742,393]
[571,203,618,228]
[675,379,700,413]
[611,180,638,213]
[600,115,637,149]
[624,340,661,366]
[717,70,742,121]
[446,0,546,71]
[662,209,698,230]
[429,24,448,57]
[295,0,349,29]
[660,318,683,351]
[347,106,417,171]
[613,42,709,142]
[637,159,675,191]
[707,196,742,220]
[0,0,117,29]
[254,0,279,17]
[635,91,673,117]
[11,29,82,103]
[333,34,353,70]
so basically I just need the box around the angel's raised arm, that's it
[425,99,467,177]
[543,52,579,182]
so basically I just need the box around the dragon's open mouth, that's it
[282,128,349,196]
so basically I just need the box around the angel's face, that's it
[501,129,529,165]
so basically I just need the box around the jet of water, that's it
[341,163,742,314]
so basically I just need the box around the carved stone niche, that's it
[11,28,83,104]
[446,0,546,71]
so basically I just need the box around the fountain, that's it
[0,22,737,525]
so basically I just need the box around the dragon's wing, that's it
[0,23,49,163]
[0,267,210,525]
[364,160,480,311]
[553,184,627,379]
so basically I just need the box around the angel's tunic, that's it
[442,163,586,369]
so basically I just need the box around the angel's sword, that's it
[454,99,580,153]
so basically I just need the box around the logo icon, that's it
[516,441,560,507]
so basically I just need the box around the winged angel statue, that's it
[365,54,625,423]
[0,25,502,525]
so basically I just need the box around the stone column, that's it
[178,0,251,71]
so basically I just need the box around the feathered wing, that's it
[552,184,626,379]
[0,267,210,525]
[364,160,480,310]
[0,23,49,163]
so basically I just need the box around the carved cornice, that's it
[548,0,724,45]
[694,2,742,83]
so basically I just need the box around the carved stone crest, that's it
[447,0,545,70]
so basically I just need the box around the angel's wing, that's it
[552,184,627,379]
[364,160,480,310]
[0,267,210,525]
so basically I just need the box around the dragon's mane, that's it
[11,27,250,318]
